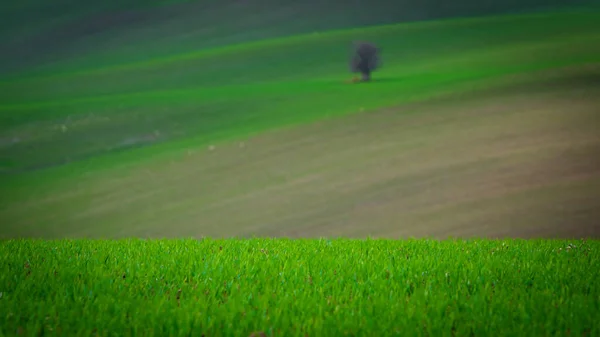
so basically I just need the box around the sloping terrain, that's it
[1,10,599,239]
[2,68,599,239]
[2,11,599,178]
[2,0,592,75]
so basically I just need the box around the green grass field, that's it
[2,5,600,336]
[1,239,598,336]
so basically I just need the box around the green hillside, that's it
[1,9,599,239]
[2,0,593,76]
[1,10,599,188]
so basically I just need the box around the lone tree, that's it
[349,41,381,82]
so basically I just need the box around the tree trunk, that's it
[361,70,371,81]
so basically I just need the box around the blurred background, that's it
[1,0,599,239]
[1,0,597,76]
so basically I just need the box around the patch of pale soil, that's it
[3,75,600,238]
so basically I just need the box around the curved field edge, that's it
[2,7,597,82]
[2,10,599,101]
[1,10,599,192]
[2,32,599,112]
[1,238,598,336]
[0,64,596,197]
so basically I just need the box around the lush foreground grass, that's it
[1,239,598,336]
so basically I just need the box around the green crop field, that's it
[1,3,600,336]
[1,9,600,238]
[1,239,599,336]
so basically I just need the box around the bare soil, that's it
[3,73,600,239]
